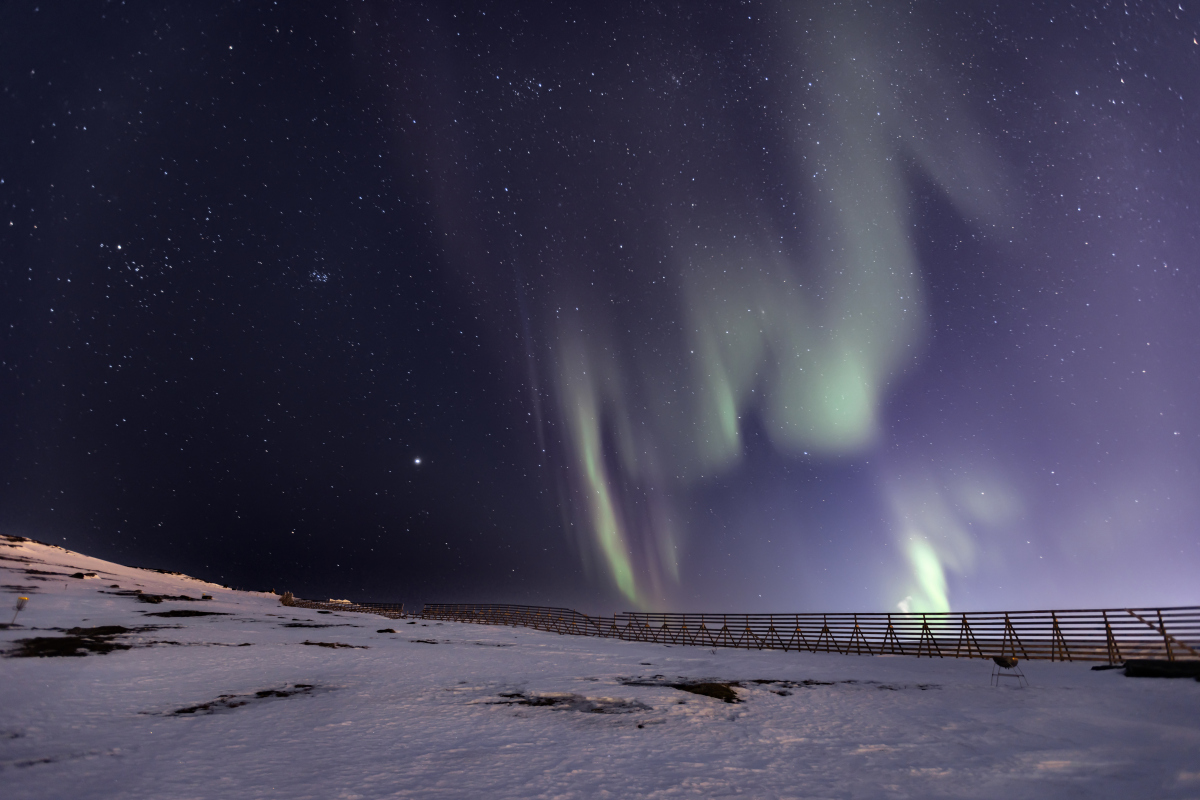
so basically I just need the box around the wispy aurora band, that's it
[555,8,1011,611]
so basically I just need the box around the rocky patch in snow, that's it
[166,684,317,716]
[492,690,651,714]
[4,625,144,658]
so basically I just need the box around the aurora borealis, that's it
[3,2,1198,614]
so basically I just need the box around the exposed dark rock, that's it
[103,589,209,604]
[171,684,315,715]
[67,626,132,636]
[7,626,134,658]
[621,677,742,703]
[673,682,742,703]
[493,691,650,713]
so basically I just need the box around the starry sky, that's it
[3,1,1199,614]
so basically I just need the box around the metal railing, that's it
[420,603,1200,662]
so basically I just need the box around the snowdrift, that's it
[1,535,1198,799]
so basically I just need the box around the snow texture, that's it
[1,536,1198,799]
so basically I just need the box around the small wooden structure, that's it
[280,592,406,619]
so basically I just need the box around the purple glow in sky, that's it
[2,2,1197,612]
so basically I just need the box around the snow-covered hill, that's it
[1,534,1198,799]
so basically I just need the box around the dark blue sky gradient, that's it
[2,2,1198,613]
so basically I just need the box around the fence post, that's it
[849,613,872,655]
[1002,614,1028,660]
[881,612,904,655]
[1158,609,1174,661]
[1050,612,1071,662]
[1102,610,1121,664]
[916,614,942,658]
[956,614,984,659]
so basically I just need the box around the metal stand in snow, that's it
[990,656,1028,687]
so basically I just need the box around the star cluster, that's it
[2,2,1198,612]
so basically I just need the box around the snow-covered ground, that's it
[1,535,1198,799]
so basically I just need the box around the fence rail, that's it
[420,603,1200,662]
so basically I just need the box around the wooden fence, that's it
[419,603,1200,662]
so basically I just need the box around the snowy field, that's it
[1,535,1198,799]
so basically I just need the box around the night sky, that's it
[3,2,1199,614]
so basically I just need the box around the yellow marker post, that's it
[10,596,28,625]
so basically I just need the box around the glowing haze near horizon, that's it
[396,2,1200,612]
[2,2,1198,614]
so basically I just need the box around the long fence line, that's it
[419,603,1200,663]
